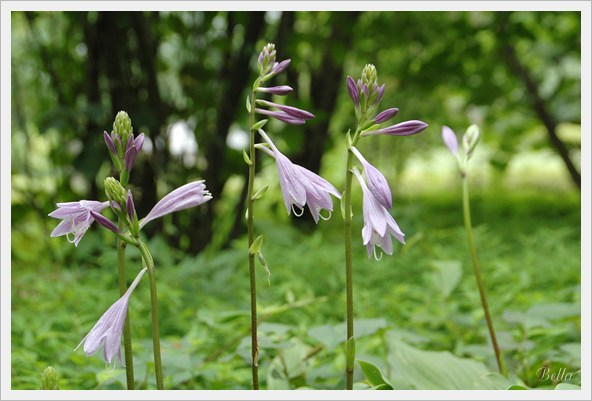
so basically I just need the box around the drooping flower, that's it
[258,129,341,222]
[75,268,147,366]
[353,168,405,259]
[139,181,212,228]
[49,200,110,246]
[442,126,458,156]
[362,120,428,137]
[350,146,392,209]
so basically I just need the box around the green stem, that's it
[247,90,260,390]
[138,242,164,389]
[343,126,361,390]
[462,176,506,375]
[117,231,135,389]
[344,149,355,390]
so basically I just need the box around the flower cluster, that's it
[345,64,428,259]
[251,43,340,222]
[49,112,212,365]
[253,43,314,125]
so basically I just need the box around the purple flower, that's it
[442,126,458,156]
[126,190,135,221]
[89,211,121,234]
[350,147,392,209]
[258,129,341,222]
[254,109,307,125]
[353,169,405,259]
[103,131,117,155]
[75,268,146,366]
[374,108,399,124]
[256,85,293,96]
[140,181,212,228]
[49,200,110,246]
[346,76,359,106]
[362,120,428,137]
[271,59,291,75]
[255,99,315,124]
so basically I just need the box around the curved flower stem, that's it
[247,89,260,390]
[343,127,361,390]
[462,175,506,375]
[117,229,135,389]
[137,241,164,389]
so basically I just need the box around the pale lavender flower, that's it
[350,147,392,209]
[254,109,307,125]
[49,200,110,246]
[256,85,293,96]
[89,211,121,234]
[442,126,458,156]
[362,120,428,137]
[75,268,147,365]
[271,59,291,75]
[140,181,212,228]
[258,129,341,222]
[374,108,399,124]
[353,169,405,259]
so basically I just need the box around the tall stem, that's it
[343,148,355,390]
[247,90,260,389]
[462,176,506,375]
[138,242,164,389]
[117,232,135,389]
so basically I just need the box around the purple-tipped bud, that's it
[363,120,428,137]
[257,100,314,120]
[256,85,293,96]
[374,84,386,104]
[134,133,145,153]
[104,131,117,155]
[271,59,291,75]
[374,108,399,124]
[124,145,138,171]
[126,190,135,221]
[90,211,121,234]
[442,126,458,156]
[125,135,134,152]
[361,84,369,99]
[346,76,359,106]
[255,109,306,125]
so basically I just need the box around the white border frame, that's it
[2,1,590,400]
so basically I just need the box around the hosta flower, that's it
[362,120,428,137]
[256,85,293,96]
[442,126,458,156]
[353,169,405,259]
[255,100,314,125]
[350,146,392,209]
[75,268,146,365]
[140,181,212,228]
[258,129,341,222]
[49,200,110,246]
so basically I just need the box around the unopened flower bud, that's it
[41,366,59,390]
[90,211,121,234]
[463,124,480,158]
[361,64,378,89]
[113,111,133,145]
[104,177,127,205]
[258,43,277,74]
[374,108,399,124]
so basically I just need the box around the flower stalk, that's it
[117,227,135,389]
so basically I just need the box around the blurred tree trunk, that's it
[187,11,266,253]
[498,13,581,190]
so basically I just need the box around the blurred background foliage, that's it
[11,11,581,389]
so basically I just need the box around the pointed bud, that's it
[442,126,458,156]
[463,124,480,158]
[90,211,121,234]
[346,76,359,107]
[41,366,59,390]
[134,133,145,153]
[125,144,138,171]
[256,85,293,96]
[104,177,127,205]
[374,108,399,124]
[362,120,428,137]
[126,190,135,221]
[113,111,133,146]
[103,131,117,155]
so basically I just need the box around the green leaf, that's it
[243,150,252,166]
[251,119,268,131]
[245,95,251,112]
[251,185,269,201]
[554,383,581,390]
[386,334,512,390]
[508,385,529,390]
[249,235,263,255]
[358,360,393,389]
[430,260,462,297]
